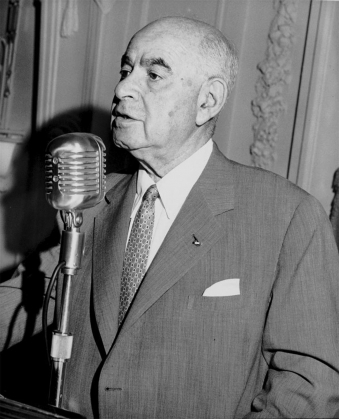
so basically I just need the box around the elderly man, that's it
[1,16,339,419]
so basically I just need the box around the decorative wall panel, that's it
[250,0,298,170]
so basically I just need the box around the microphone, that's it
[44,133,106,409]
[45,132,106,211]
[45,132,107,273]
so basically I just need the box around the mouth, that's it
[113,110,140,129]
[113,108,133,119]
[116,114,131,120]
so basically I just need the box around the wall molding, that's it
[36,0,63,128]
[81,0,106,108]
[294,1,336,192]
[250,0,298,169]
[0,0,22,132]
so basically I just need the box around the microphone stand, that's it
[48,209,84,409]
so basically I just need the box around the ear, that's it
[196,78,228,126]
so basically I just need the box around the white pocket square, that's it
[203,278,240,297]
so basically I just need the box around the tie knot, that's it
[143,184,159,202]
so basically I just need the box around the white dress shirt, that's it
[127,139,213,269]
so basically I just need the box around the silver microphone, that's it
[45,132,106,211]
[44,132,106,275]
[44,133,106,407]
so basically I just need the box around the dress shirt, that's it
[127,139,213,269]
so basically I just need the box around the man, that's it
[1,16,339,418]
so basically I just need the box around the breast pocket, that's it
[187,295,243,312]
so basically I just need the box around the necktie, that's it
[118,184,159,326]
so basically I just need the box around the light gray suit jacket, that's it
[1,143,339,418]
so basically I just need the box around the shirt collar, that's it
[134,139,213,219]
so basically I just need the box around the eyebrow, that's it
[142,57,172,73]
[121,54,172,73]
[121,54,132,67]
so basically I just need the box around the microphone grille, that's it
[45,150,102,194]
[45,133,106,210]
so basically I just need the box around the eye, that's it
[147,71,161,81]
[120,68,131,80]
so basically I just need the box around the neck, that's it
[138,140,211,182]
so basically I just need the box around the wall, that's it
[0,0,35,273]
[0,0,338,274]
[289,0,339,214]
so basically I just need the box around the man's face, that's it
[111,25,205,173]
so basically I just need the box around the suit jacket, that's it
[1,143,339,418]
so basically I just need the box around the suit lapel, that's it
[92,173,137,353]
[117,145,235,338]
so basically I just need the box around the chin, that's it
[112,131,131,150]
[112,137,127,150]
[112,131,143,152]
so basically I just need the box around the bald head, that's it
[133,17,238,99]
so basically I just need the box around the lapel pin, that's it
[192,234,201,246]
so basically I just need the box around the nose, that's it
[114,71,140,101]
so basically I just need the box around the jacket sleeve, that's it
[245,195,339,418]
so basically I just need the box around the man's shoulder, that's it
[213,146,308,202]
[232,159,305,196]
[213,155,334,246]
[212,147,316,220]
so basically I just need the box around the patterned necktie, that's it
[118,184,159,326]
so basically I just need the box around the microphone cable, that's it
[43,260,65,366]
